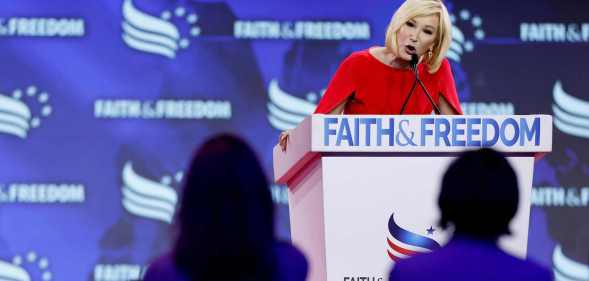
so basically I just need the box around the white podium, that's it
[273,115,552,281]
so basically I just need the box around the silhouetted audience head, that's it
[438,148,519,240]
[173,134,275,281]
[389,148,552,281]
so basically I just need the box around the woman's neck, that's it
[380,47,411,69]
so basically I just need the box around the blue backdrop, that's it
[0,0,587,280]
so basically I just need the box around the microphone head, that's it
[410,54,418,69]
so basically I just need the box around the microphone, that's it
[399,54,442,114]
[410,54,419,72]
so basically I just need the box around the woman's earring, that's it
[428,49,433,60]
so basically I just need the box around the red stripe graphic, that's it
[387,237,419,256]
[387,250,400,261]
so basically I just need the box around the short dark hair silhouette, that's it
[173,134,275,280]
[438,148,519,239]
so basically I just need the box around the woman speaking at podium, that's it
[279,0,463,150]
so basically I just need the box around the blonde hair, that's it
[385,0,452,73]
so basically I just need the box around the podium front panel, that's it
[320,155,534,280]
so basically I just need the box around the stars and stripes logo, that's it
[121,0,200,59]
[386,213,441,262]
[0,86,52,139]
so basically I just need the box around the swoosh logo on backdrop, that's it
[0,94,31,138]
[553,245,589,281]
[552,81,589,139]
[267,79,316,131]
[122,162,178,223]
[122,0,180,58]
[0,260,31,281]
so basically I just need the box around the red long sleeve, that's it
[436,59,463,114]
[314,55,357,114]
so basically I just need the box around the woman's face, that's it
[395,14,439,61]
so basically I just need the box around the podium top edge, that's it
[310,114,553,118]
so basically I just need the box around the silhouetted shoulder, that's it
[143,254,189,281]
[501,254,553,281]
[275,241,308,281]
[388,238,553,281]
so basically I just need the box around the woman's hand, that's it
[278,131,289,151]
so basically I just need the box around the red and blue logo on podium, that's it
[386,213,441,261]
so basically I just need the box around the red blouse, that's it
[314,49,463,115]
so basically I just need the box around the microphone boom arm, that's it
[399,56,441,115]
